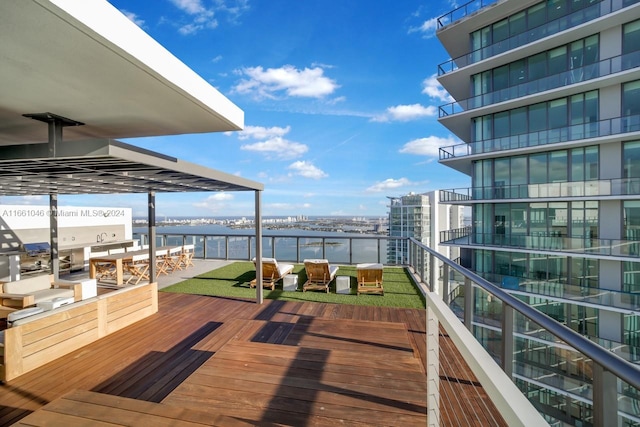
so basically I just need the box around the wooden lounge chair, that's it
[250,257,294,291]
[303,259,338,293]
[356,263,384,295]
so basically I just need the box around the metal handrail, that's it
[408,237,640,423]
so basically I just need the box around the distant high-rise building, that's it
[387,191,463,270]
[435,1,640,425]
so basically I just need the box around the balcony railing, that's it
[136,230,640,425]
[440,228,640,259]
[439,114,640,160]
[436,0,498,30]
[437,0,618,75]
[408,237,640,427]
[440,178,640,202]
[136,232,397,266]
[439,51,640,117]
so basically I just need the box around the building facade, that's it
[436,1,640,425]
[387,191,462,273]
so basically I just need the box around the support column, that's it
[464,277,473,331]
[426,302,440,427]
[148,192,157,280]
[255,190,263,304]
[501,304,514,379]
[49,194,59,279]
[592,364,618,427]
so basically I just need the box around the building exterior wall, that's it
[436,1,640,425]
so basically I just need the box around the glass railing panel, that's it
[436,0,496,29]
[439,116,640,160]
[440,52,640,116]
[323,238,350,264]
[619,378,640,424]
[205,235,227,259]
[271,236,298,262]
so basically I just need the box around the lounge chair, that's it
[250,257,294,291]
[356,263,384,295]
[303,259,338,293]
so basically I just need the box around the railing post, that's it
[501,304,514,379]
[442,264,449,303]
[202,235,207,259]
[429,254,436,292]
[349,237,353,265]
[377,238,381,264]
[224,236,228,260]
[464,277,473,331]
[322,237,326,259]
[426,301,440,426]
[592,364,618,427]
[296,237,300,263]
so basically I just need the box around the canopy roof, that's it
[0,139,262,196]
[0,0,243,145]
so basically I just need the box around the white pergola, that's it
[0,0,267,302]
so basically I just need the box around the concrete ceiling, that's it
[0,0,244,145]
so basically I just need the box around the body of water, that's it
[133,224,392,264]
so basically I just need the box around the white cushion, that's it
[3,275,51,294]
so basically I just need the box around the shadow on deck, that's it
[2,291,506,426]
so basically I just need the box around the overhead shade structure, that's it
[0,0,267,302]
[0,139,263,196]
[0,0,244,145]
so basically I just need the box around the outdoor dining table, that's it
[89,246,174,286]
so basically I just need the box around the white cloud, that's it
[366,178,414,193]
[241,137,308,160]
[408,16,439,38]
[372,104,436,122]
[422,74,453,102]
[169,0,217,34]
[287,161,328,179]
[121,10,145,27]
[399,135,459,157]
[237,125,291,140]
[233,65,340,99]
[192,192,234,212]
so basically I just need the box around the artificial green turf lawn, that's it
[161,261,426,309]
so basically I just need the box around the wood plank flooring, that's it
[1,292,506,426]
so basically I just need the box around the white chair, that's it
[124,253,150,285]
[180,245,195,269]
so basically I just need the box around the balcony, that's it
[440,226,640,260]
[440,178,640,203]
[437,0,628,76]
[439,51,640,117]
[439,114,640,161]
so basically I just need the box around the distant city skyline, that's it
[3,0,469,217]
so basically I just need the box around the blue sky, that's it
[20,0,471,218]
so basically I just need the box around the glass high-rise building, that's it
[436,1,640,425]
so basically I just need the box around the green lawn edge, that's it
[161,261,426,309]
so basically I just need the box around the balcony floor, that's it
[1,266,507,426]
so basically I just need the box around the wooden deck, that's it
[1,292,507,426]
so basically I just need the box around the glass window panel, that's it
[509,11,526,36]
[511,108,527,135]
[528,52,547,81]
[624,141,640,178]
[529,102,547,132]
[527,4,546,29]
[473,161,483,188]
[493,19,509,42]
[530,203,548,235]
[550,150,568,182]
[623,19,640,55]
[571,201,585,237]
[584,90,598,123]
[585,201,598,239]
[584,146,598,180]
[570,40,584,70]
[547,255,568,283]
[510,60,526,86]
[483,160,493,191]
[571,147,585,181]
[511,156,527,185]
[494,111,510,138]
[549,98,568,129]
[570,93,585,125]
[623,80,640,116]
[548,46,568,75]
[529,253,547,281]
[530,153,548,184]
[623,261,640,293]
[493,65,509,91]
[548,0,567,21]
[584,35,599,65]
[549,202,568,236]
[494,158,509,186]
